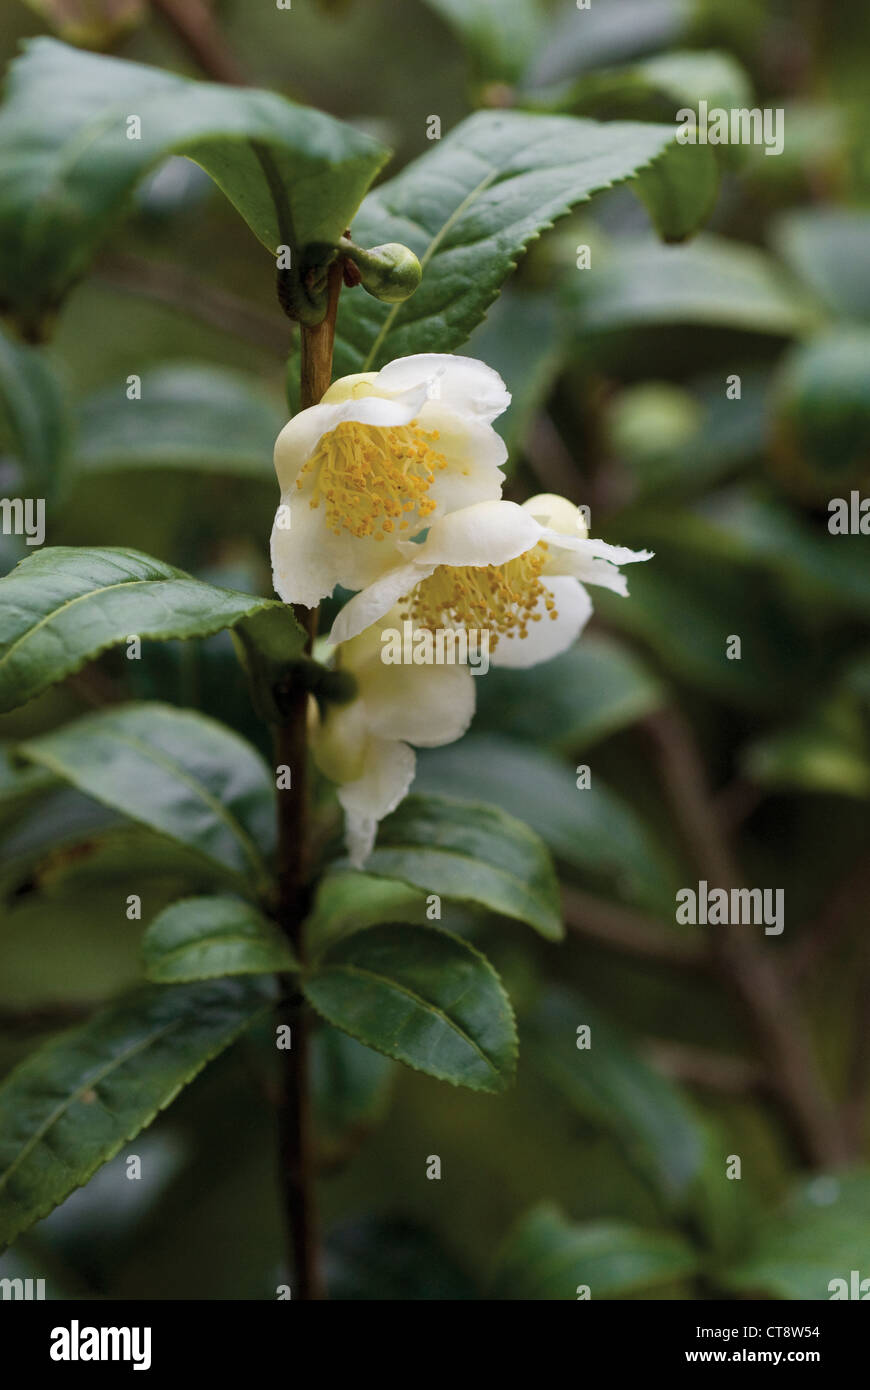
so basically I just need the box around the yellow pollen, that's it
[401,542,558,649]
[298,419,448,540]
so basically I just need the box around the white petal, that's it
[338,737,416,868]
[416,403,507,514]
[271,495,348,607]
[541,531,654,568]
[328,560,432,645]
[320,372,379,404]
[399,499,543,568]
[558,552,631,597]
[373,354,510,422]
[523,493,588,537]
[362,657,477,747]
[310,698,370,784]
[273,387,429,491]
[491,576,592,669]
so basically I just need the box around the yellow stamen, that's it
[401,543,558,650]
[298,420,448,540]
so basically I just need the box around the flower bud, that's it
[340,240,422,304]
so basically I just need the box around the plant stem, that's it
[149,0,247,85]
[273,258,343,1301]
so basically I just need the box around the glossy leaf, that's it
[421,0,545,83]
[365,793,563,941]
[18,703,275,892]
[73,365,285,481]
[305,869,429,957]
[303,925,517,1093]
[416,736,682,917]
[525,988,705,1207]
[0,326,68,494]
[0,546,302,714]
[0,38,388,337]
[491,1202,698,1299]
[332,110,678,374]
[142,896,297,983]
[0,977,274,1251]
[527,0,689,87]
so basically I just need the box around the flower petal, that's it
[362,655,477,747]
[399,499,543,568]
[328,560,430,644]
[491,576,592,668]
[338,736,416,868]
[523,493,588,537]
[417,403,507,514]
[373,354,511,422]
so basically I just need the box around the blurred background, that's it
[1,0,869,1299]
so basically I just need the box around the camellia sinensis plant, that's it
[0,34,714,1299]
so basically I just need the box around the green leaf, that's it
[142,896,297,983]
[774,209,870,321]
[72,365,285,481]
[772,329,870,493]
[365,793,563,941]
[0,546,303,714]
[466,290,565,458]
[575,235,818,337]
[306,868,429,957]
[525,988,705,1207]
[634,141,719,243]
[303,925,517,1093]
[312,1025,395,1162]
[332,110,678,374]
[491,1202,698,1299]
[474,634,664,751]
[722,1171,870,1300]
[421,0,545,83]
[0,326,68,495]
[0,38,388,338]
[416,735,682,916]
[0,977,274,1251]
[742,694,870,799]
[18,703,275,893]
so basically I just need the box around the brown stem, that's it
[645,1039,765,1095]
[273,259,343,1301]
[643,709,849,1170]
[563,886,707,970]
[149,0,247,85]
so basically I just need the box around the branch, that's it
[563,886,706,969]
[643,708,850,1170]
[645,1039,765,1095]
[149,0,247,85]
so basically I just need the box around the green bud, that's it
[340,239,422,304]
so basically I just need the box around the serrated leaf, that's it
[365,793,563,941]
[416,735,682,917]
[0,546,303,714]
[303,925,517,1093]
[474,634,664,751]
[142,896,297,983]
[722,1171,870,1300]
[525,987,705,1207]
[18,703,275,893]
[0,38,388,338]
[634,141,719,242]
[305,868,429,957]
[73,365,285,481]
[491,1202,698,1299]
[332,110,678,374]
[0,977,274,1251]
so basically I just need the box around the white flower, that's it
[311,615,476,867]
[270,354,510,607]
[329,493,652,668]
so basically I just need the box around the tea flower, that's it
[271,354,510,607]
[311,614,476,866]
[329,493,652,667]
